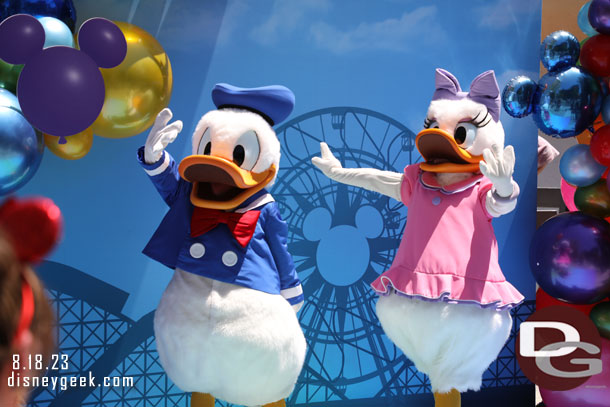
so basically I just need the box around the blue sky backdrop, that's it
[20,0,541,320]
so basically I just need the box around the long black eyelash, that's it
[471,111,491,128]
[423,117,433,129]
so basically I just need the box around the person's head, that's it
[0,232,55,405]
[0,197,61,406]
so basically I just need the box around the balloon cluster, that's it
[0,14,127,143]
[503,2,610,220]
[503,30,603,138]
[0,1,173,194]
[511,2,610,405]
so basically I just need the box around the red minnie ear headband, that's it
[0,197,62,344]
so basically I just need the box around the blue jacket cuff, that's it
[137,146,170,175]
[286,294,304,306]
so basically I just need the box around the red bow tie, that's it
[190,207,261,247]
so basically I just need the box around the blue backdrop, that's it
[18,0,541,406]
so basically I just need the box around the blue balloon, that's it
[0,0,76,32]
[530,212,610,304]
[540,31,581,72]
[579,1,599,36]
[532,67,603,138]
[0,106,44,195]
[559,144,607,187]
[502,76,536,118]
[0,88,20,112]
[37,16,73,48]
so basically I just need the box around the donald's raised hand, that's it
[144,108,183,164]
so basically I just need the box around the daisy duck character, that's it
[313,69,524,407]
[138,84,306,407]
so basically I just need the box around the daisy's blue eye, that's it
[454,122,477,148]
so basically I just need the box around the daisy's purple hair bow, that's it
[432,68,501,122]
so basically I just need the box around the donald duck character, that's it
[313,69,524,407]
[137,84,306,407]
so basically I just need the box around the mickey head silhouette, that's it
[0,14,126,143]
[303,204,384,287]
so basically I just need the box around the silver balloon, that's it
[559,144,606,186]
[0,106,44,195]
[578,1,599,36]
[0,88,20,112]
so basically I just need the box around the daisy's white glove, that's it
[144,108,183,164]
[312,142,403,201]
[311,142,343,178]
[479,144,516,198]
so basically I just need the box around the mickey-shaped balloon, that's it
[0,14,126,143]
[502,30,603,138]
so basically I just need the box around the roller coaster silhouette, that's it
[29,107,534,407]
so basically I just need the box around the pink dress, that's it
[370,164,524,310]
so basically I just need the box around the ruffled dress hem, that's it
[371,269,524,311]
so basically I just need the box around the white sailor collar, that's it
[419,170,485,195]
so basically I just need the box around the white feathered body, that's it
[154,269,306,406]
[376,293,512,393]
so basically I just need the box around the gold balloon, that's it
[44,127,93,160]
[91,22,173,139]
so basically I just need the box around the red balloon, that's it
[591,125,610,166]
[536,288,609,315]
[580,34,610,77]
[0,197,63,263]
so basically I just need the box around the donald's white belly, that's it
[154,269,306,406]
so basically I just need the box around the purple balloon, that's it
[17,46,105,139]
[530,212,610,304]
[0,14,44,65]
[589,0,610,35]
[77,18,126,69]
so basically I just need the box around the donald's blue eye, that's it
[233,130,260,171]
[233,145,245,166]
[197,128,212,155]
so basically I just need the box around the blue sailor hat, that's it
[211,83,295,126]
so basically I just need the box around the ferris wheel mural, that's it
[270,107,424,404]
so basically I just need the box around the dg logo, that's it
[516,305,603,390]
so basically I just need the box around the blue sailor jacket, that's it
[137,147,304,309]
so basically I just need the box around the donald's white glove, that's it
[144,108,183,164]
[479,144,515,198]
